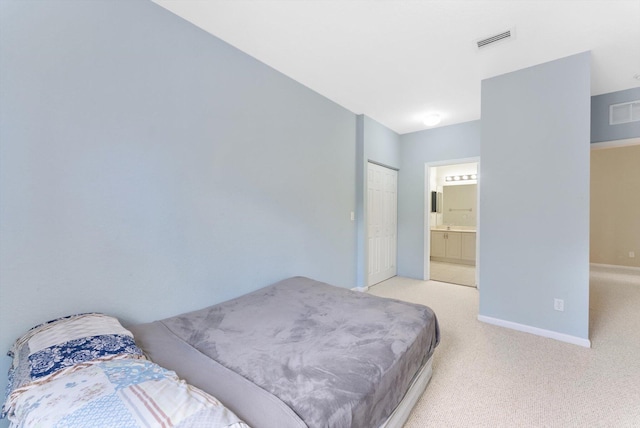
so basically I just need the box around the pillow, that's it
[2,313,144,418]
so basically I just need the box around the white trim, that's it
[477,315,591,348]
[424,156,482,168]
[351,286,370,292]
[368,159,399,171]
[590,263,640,273]
[590,137,640,150]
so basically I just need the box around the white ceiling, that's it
[152,0,640,135]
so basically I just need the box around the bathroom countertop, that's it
[431,227,476,233]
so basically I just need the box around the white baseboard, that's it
[590,137,640,150]
[351,286,369,292]
[477,315,591,348]
[590,263,640,273]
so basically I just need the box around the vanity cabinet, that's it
[430,231,447,258]
[461,232,476,262]
[431,231,461,259]
[431,230,475,265]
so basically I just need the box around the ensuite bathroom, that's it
[429,162,478,287]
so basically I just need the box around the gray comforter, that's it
[135,277,439,428]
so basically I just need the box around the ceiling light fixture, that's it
[423,114,441,127]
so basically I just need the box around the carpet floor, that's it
[368,265,640,427]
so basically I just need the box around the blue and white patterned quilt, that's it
[2,313,249,428]
[6,358,248,428]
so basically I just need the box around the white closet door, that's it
[367,162,398,286]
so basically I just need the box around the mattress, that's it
[131,277,439,428]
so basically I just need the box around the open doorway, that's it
[590,141,640,270]
[425,160,479,287]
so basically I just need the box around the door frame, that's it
[424,157,481,287]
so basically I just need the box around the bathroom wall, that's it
[442,184,477,227]
[430,163,478,228]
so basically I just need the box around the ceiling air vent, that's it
[477,29,513,49]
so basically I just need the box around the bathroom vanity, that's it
[430,229,476,265]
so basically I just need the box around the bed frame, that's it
[380,355,433,428]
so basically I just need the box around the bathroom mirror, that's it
[442,184,477,227]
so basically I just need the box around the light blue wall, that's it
[479,52,591,340]
[591,87,640,143]
[397,121,481,279]
[355,115,400,286]
[0,0,357,401]
[359,115,401,167]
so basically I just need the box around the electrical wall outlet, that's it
[554,298,564,312]
[630,251,636,258]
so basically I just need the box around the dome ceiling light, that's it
[423,113,441,127]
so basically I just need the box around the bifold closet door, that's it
[367,162,398,286]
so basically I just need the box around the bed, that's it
[130,276,440,428]
[1,313,249,428]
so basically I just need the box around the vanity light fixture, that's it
[445,174,478,182]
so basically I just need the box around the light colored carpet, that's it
[368,265,640,427]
